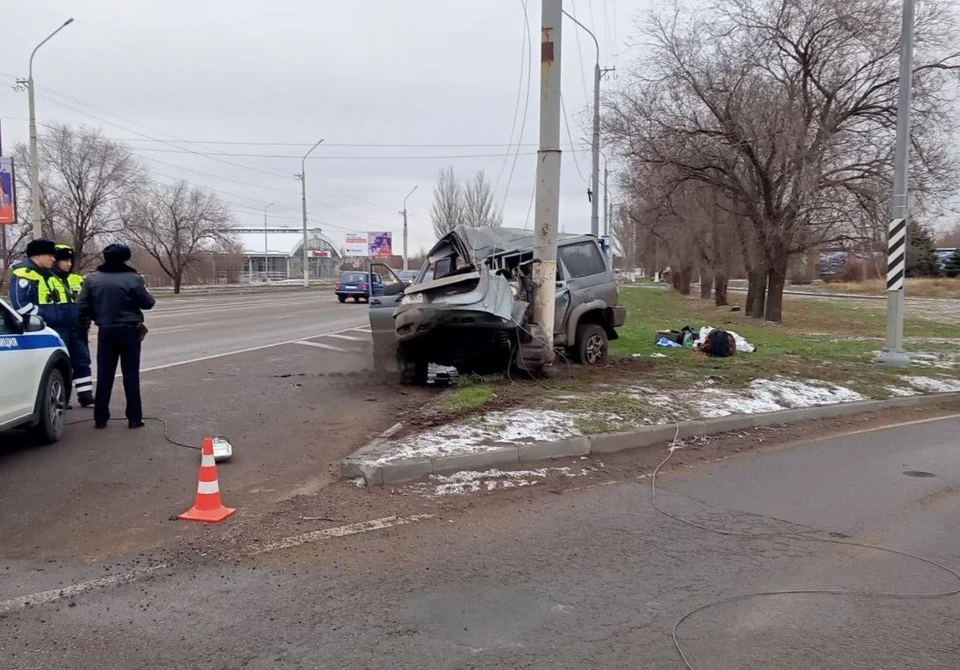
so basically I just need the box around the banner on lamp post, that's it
[0,157,16,225]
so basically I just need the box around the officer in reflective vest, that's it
[50,244,95,407]
[9,238,64,322]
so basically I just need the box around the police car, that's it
[0,297,72,443]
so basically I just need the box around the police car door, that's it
[0,300,36,423]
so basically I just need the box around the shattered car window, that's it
[559,242,606,278]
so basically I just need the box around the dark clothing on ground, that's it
[94,325,143,425]
[78,259,154,426]
[77,262,155,327]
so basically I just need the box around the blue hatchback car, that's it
[335,271,383,303]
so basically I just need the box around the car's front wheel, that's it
[573,323,608,365]
[31,368,67,444]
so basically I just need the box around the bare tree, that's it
[1,223,31,291]
[605,0,960,321]
[462,170,503,228]
[430,166,464,238]
[15,124,145,270]
[430,166,503,238]
[125,181,235,294]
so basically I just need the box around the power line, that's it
[502,0,535,213]
[110,146,588,160]
[561,94,588,184]
[493,0,532,200]
[569,0,591,103]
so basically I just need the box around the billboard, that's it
[0,157,16,225]
[368,232,392,257]
[344,234,367,257]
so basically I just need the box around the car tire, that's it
[353,296,360,303]
[337,295,346,303]
[574,323,608,365]
[398,349,428,386]
[31,368,67,444]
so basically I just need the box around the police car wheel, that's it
[32,368,67,444]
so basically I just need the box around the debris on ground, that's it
[427,363,459,386]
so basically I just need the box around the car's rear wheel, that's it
[574,323,608,365]
[337,295,346,303]
[397,348,428,386]
[353,296,360,303]
[31,368,67,444]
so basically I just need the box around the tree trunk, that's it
[699,270,713,300]
[677,265,694,295]
[714,275,729,306]
[746,269,767,318]
[173,274,182,295]
[764,257,788,322]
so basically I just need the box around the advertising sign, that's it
[310,250,330,258]
[0,157,16,225]
[367,232,392,257]
[344,234,367,257]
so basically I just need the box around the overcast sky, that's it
[1,0,650,254]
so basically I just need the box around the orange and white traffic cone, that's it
[179,437,236,523]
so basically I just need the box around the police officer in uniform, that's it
[78,244,155,429]
[50,244,95,407]
[8,237,72,329]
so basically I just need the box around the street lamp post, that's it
[28,18,74,240]
[562,10,609,238]
[295,139,324,288]
[876,0,915,368]
[263,203,274,282]
[401,186,418,271]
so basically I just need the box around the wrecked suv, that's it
[369,227,626,384]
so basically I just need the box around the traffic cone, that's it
[179,437,236,523]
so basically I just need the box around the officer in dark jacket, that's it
[50,244,95,407]
[77,244,156,429]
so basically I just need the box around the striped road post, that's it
[876,0,913,368]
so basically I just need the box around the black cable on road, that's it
[652,422,960,670]
[65,416,201,451]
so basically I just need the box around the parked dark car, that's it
[335,271,383,303]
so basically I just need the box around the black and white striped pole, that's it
[876,0,914,368]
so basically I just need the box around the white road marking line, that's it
[250,515,434,555]
[353,327,372,334]
[294,340,353,353]
[324,333,364,341]
[139,323,368,373]
[0,564,168,615]
[149,326,193,335]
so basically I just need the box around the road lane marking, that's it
[0,564,168,615]
[148,326,194,335]
[139,322,368,373]
[294,340,353,353]
[324,333,364,341]
[353,327,372,334]
[249,515,434,555]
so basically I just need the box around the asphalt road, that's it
[2,412,958,669]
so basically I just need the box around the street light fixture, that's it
[401,185,418,271]
[28,17,74,240]
[562,9,605,239]
[295,139,324,288]
[263,203,274,282]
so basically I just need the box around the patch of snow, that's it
[886,386,919,397]
[409,466,596,497]
[696,378,864,417]
[352,477,366,488]
[368,409,581,464]
[905,376,960,393]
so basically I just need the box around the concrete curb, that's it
[339,392,960,485]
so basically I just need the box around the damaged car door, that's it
[368,263,407,371]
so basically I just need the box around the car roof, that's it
[438,226,593,262]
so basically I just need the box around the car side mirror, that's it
[24,314,46,333]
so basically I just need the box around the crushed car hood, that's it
[436,226,580,265]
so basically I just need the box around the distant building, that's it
[235,227,341,280]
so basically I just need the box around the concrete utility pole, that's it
[27,18,74,240]
[295,139,324,288]
[876,0,914,368]
[401,185,417,271]
[603,158,609,237]
[562,10,611,238]
[263,203,274,282]
[526,0,563,370]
